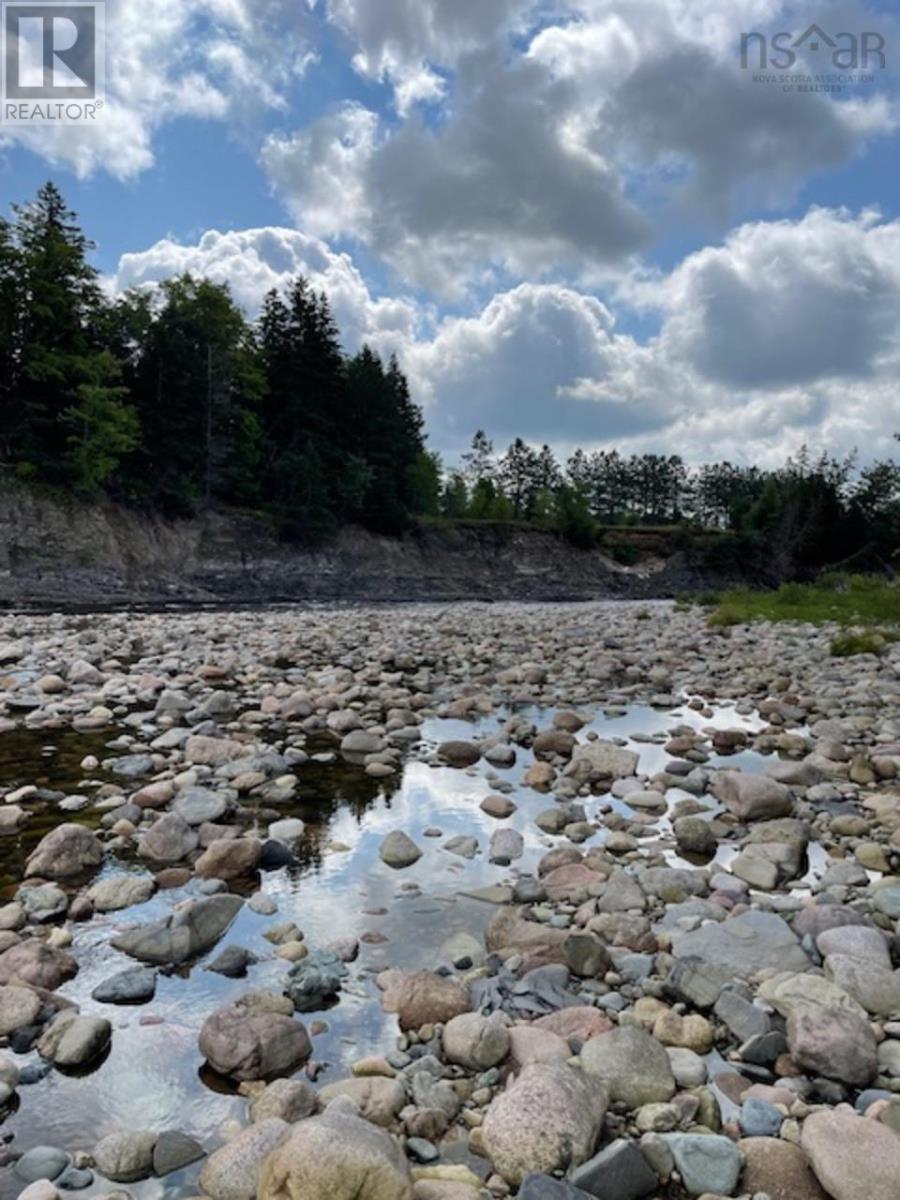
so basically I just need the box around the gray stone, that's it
[93,1131,158,1183]
[379,831,422,869]
[787,1006,877,1086]
[662,1134,742,1197]
[111,893,243,965]
[87,874,156,913]
[38,1013,111,1068]
[92,966,157,1004]
[172,787,229,826]
[25,824,103,879]
[152,1131,205,1176]
[15,1148,70,1183]
[580,1026,675,1109]
[672,910,810,980]
[570,1138,658,1199]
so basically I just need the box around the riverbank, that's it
[0,485,743,608]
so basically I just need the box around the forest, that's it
[2,183,900,574]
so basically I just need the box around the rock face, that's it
[481,1062,607,1186]
[257,1104,413,1200]
[580,1026,675,1109]
[712,772,792,821]
[200,1119,288,1200]
[25,824,103,879]
[199,993,311,1081]
[801,1106,900,1200]
[787,1006,877,1086]
[111,893,243,965]
[38,1012,112,1068]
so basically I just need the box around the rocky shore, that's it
[0,601,900,1200]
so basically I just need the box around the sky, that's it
[4,0,900,467]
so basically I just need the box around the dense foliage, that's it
[0,184,432,540]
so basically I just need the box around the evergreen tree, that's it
[12,182,118,483]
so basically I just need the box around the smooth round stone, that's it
[741,1097,783,1137]
[15,1148,70,1183]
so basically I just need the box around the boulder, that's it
[383,972,470,1031]
[787,1006,877,1086]
[200,1119,289,1200]
[93,1131,157,1183]
[672,910,810,980]
[318,1077,406,1127]
[442,1013,510,1070]
[712,772,792,821]
[0,983,42,1033]
[739,1137,828,1200]
[138,813,199,864]
[195,838,262,880]
[565,741,638,784]
[199,993,311,1081]
[257,1103,413,1200]
[481,1062,607,1186]
[87,874,156,913]
[111,893,242,965]
[580,1026,675,1109]
[661,1134,742,1197]
[25,824,103,879]
[379,832,422,869]
[0,941,78,990]
[38,1012,111,1068]
[801,1106,900,1200]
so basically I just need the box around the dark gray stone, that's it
[518,1175,594,1200]
[92,966,157,1004]
[570,1139,658,1199]
[153,1131,206,1176]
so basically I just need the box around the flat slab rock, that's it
[672,910,811,980]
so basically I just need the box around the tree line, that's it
[0,183,434,539]
[2,183,899,574]
[441,433,900,572]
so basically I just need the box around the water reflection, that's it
[0,697,796,1199]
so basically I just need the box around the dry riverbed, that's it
[0,601,899,1200]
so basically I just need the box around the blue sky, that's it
[4,0,900,465]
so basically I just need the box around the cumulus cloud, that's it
[658,207,900,388]
[111,226,421,357]
[323,0,540,111]
[409,206,900,463]
[2,0,315,178]
[264,0,895,293]
[110,206,900,467]
[262,51,651,296]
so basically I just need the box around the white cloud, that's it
[111,225,421,357]
[1,0,315,179]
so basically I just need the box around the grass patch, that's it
[830,630,899,658]
[709,575,900,655]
